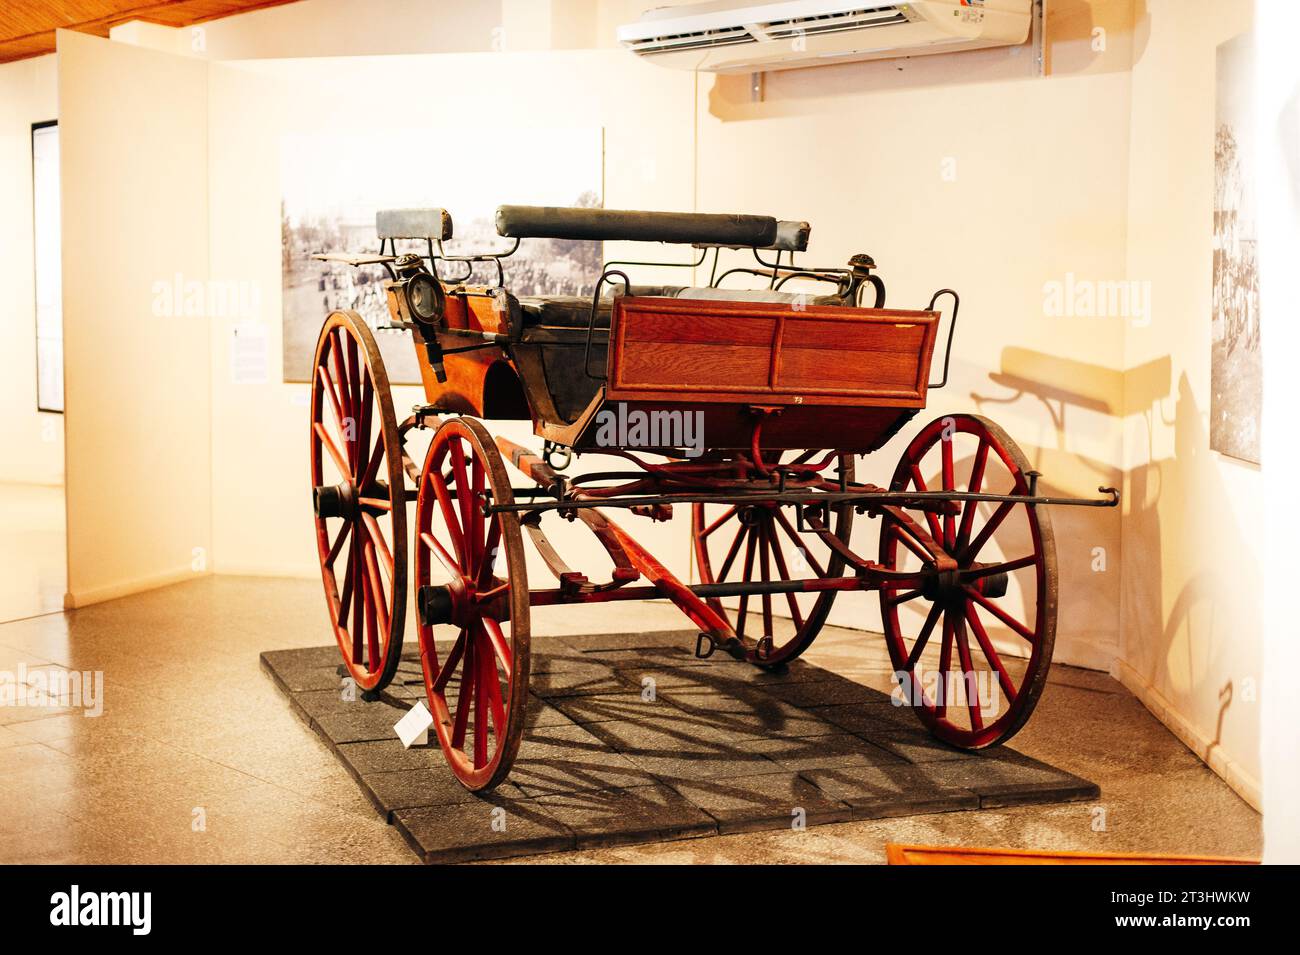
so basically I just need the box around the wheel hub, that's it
[418,576,510,629]
[313,482,357,520]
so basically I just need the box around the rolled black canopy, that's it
[495,205,779,248]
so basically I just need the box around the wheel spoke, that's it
[327,520,351,567]
[481,617,513,678]
[421,530,463,581]
[428,458,467,565]
[758,520,773,638]
[434,630,467,693]
[716,523,749,583]
[887,587,924,607]
[328,333,353,422]
[957,438,989,550]
[470,451,485,570]
[964,554,1037,581]
[361,513,394,583]
[314,422,351,480]
[953,612,983,731]
[355,373,374,479]
[479,630,507,738]
[966,604,1016,702]
[735,526,758,638]
[907,599,943,669]
[477,515,501,589]
[364,539,388,651]
[965,586,1036,642]
[772,510,826,577]
[941,432,956,549]
[358,434,385,492]
[935,609,955,719]
[350,535,365,665]
[962,500,1015,563]
[701,506,737,539]
[451,635,475,748]
[345,333,362,465]
[908,465,945,542]
[765,521,805,629]
[316,365,346,437]
[473,629,489,769]
[449,440,474,563]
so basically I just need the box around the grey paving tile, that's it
[359,767,525,818]
[533,784,716,849]
[291,688,370,719]
[909,752,1097,800]
[671,772,853,834]
[744,732,905,771]
[807,703,985,763]
[758,677,894,707]
[313,702,411,744]
[394,797,574,863]
[510,755,659,798]
[583,720,780,781]
[549,690,669,724]
[522,696,575,728]
[558,630,697,652]
[799,765,980,820]
[336,739,447,775]
[579,645,707,670]
[529,660,626,698]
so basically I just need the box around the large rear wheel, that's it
[878,414,1057,748]
[310,310,407,693]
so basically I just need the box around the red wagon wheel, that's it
[878,414,1057,748]
[310,310,407,692]
[415,417,530,792]
[692,453,855,668]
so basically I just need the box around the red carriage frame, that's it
[307,205,1118,791]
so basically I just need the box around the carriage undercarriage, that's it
[308,205,1118,792]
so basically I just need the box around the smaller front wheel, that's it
[414,417,530,792]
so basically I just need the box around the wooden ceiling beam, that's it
[0,0,301,63]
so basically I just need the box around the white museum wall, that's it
[1256,0,1300,864]
[58,31,214,607]
[1118,0,1262,807]
[0,54,62,487]
[205,50,696,588]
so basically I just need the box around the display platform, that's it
[261,632,1099,863]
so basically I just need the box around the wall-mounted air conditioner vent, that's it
[618,1,1033,73]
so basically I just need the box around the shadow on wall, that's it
[1122,370,1260,773]
[959,346,1146,668]
[704,0,1143,122]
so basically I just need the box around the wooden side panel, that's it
[606,296,939,408]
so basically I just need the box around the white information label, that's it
[394,701,434,748]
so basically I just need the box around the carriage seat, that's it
[516,286,849,329]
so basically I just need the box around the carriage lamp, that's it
[405,271,443,324]
[385,255,450,382]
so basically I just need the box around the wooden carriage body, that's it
[411,286,941,455]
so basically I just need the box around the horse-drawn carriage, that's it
[309,205,1117,791]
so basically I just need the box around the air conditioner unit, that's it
[617,0,1033,73]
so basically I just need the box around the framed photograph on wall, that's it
[32,120,62,414]
[1211,32,1261,464]
[280,127,604,385]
